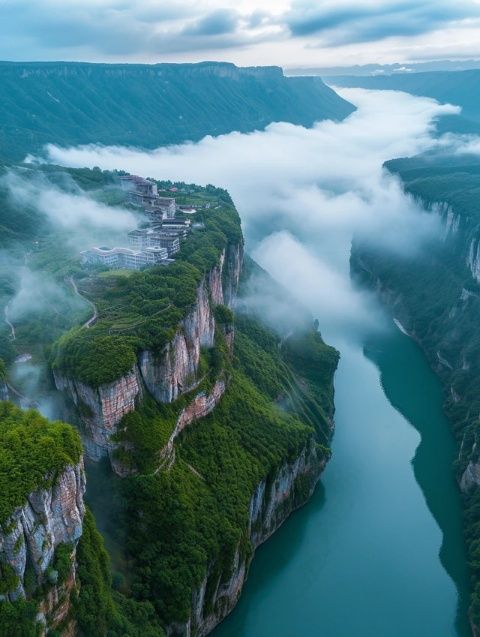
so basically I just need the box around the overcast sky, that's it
[2,0,480,69]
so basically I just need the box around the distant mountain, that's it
[329,70,480,135]
[0,61,355,161]
[287,60,480,77]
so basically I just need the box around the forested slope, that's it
[0,61,355,161]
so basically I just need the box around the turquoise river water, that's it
[213,322,470,637]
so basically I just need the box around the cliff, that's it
[55,242,243,470]
[118,304,338,636]
[48,185,338,637]
[0,403,85,635]
[0,61,355,162]
[0,462,85,602]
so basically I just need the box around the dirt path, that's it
[67,276,98,328]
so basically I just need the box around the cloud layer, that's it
[3,170,137,250]
[1,0,480,66]
[43,87,457,341]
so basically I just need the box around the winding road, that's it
[67,276,98,329]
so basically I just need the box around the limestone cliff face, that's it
[166,440,324,637]
[140,277,216,404]
[54,367,143,460]
[0,462,85,634]
[55,243,243,466]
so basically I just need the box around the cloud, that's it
[2,169,137,250]
[183,9,239,36]
[2,0,479,64]
[42,87,458,341]
[0,0,275,58]
[286,0,480,45]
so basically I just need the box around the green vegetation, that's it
[0,401,82,524]
[118,313,337,626]
[75,508,164,637]
[0,160,339,636]
[0,598,39,637]
[0,61,354,162]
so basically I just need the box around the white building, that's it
[127,229,181,255]
[81,245,168,270]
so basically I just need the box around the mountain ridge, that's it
[0,61,355,161]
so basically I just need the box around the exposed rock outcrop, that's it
[54,367,143,460]
[461,460,480,491]
[159,380,227,469]
[0,462,85,601]
[0,462,85,634]
[140,277,216,404]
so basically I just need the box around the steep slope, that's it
[0,402,84,635]
[0,61,355,161]
[350,152,480,630]
[330,69,480,135]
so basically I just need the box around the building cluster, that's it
[81,174,192,271]
[120,175,177,220]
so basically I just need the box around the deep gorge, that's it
[0,75,478,637]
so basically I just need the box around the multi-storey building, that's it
[80,245,168,270]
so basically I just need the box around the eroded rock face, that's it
[223,243,243,308]
[0,462,85,603]
[37,565,78,636]
[166,441,325,637]
[461,460,480,491]
[159,380,227,471]
[140,278,216,404]
[54,367,143,460]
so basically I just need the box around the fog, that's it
[42,88,460,343]
[0,168,140,416]
[2,169,138,251]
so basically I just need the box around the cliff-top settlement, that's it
[81,174,193,270]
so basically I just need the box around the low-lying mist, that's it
[2,168,138,251]
[0,166,141,416]
[41,88,462,344]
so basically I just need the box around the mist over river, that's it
[43,88,473,635]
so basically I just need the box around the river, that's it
[213,322,470,637]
